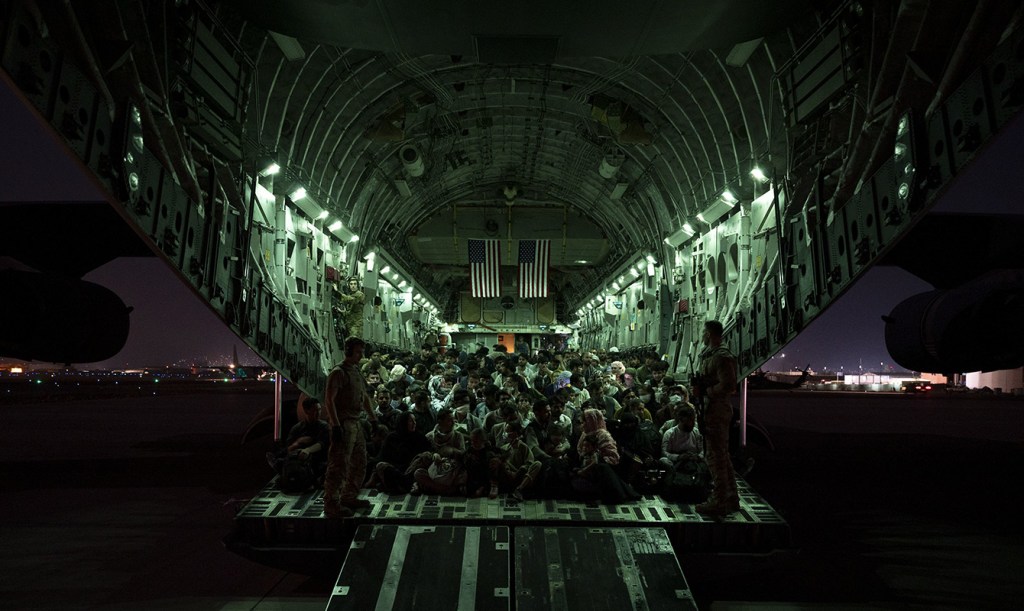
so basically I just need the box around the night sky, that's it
[2,81,1022,371]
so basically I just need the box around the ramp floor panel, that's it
[515,526,698,611]
[326,525,510,611]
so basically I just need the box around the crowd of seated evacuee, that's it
[273,342,708,505]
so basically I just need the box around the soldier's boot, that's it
[323,494,354,519]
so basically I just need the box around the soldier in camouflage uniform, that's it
[692,320,739,516]
[333,276,365,340]
[322,336,377,518]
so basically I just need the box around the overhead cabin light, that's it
[630,268,640,278]
[316,210,329,220]
[700,196,736,225]
[259,162,280,177]
[645,254,656,264]
[750,167,769,183]
[399,280,408,288]
[617,276,625,283]
[665,224,696,248]
[328,220,343,232]
[414,293,422,300]
[575,260,589,264]
[290,187,307,201]
[349,235,360,242]
[897,116,908,137]
[612,282,621,291]
[380,266,391,274]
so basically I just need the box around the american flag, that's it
[518,239,550,298]
[468,239,501,298]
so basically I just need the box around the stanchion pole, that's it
[740,377,748,447]
[274,371,283,442]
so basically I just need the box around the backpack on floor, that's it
[279,455,315,493]
[660,460,710,503]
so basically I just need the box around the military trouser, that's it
[323,419,367,504]
[343,317,363,340]
[703,399,737,503]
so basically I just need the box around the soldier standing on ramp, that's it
[691,320,739,517]
[322,336,377,518]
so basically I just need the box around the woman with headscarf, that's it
[571,409,638,504]
[577,409,619,464]
[607,360,635,399]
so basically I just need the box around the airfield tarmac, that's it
[0,387,1021,610]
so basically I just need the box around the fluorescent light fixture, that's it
[617,276,625,283]
[349,235,360,242]
[575,260,589,264]
[380,266,391,274]
[259,162,280,177]
[750,167,769,183]
[701,196,737,225]
[612,282,621,291]
[391,274,399,281]
[399,280,408,288]
[645,254,656,264]
[630,268,640,278]
[290,187,307,201]
[327,220,342,232]
[665,224,696,248]
[414,293,422,300]
[316,210,329,220]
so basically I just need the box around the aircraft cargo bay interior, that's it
[2,1,1024,609]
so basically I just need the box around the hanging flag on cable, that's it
[518,239,550,298]
[468,238,501,298]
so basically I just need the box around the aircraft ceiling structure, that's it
[2,0,1023,393]
[215,0,818,314]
